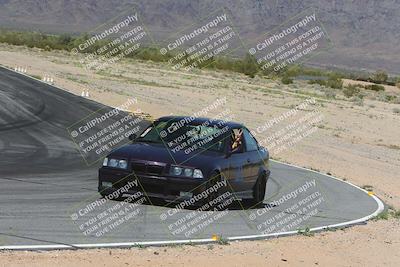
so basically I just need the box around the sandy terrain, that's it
[1,219,399,267]
[0,43,399,266]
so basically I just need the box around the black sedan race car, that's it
[98,116,270,206]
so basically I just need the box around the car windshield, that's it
[136,119,227,153]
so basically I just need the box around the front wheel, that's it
[252,173,266,204]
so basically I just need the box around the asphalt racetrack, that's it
[0,66,383,250]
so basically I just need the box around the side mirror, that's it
[128,133,137,141]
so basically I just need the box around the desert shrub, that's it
[386,95,397,102]
[213,56,237,71]
[308,79,323,86]
[282,65,301,77]
[134,47,170,62]
[326,77,343,89]
[343,84,361,98]
[347,70,396,86]
[376,92,398,103]
[238,53,259,78]
[309,77,343,89]
[371,70,388,83]
[0,29,266,77]
[393,108,400,114]
[203,53,260,77]
[323,88,336,99]
[291,66,344,80]
[281,76,293,84]
[0,30,75,50]
[364,84,385,91]
[351,96,364,106]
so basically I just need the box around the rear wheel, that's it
[252,173,266,204]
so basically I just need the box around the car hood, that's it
[107,142,223,167]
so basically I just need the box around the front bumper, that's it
[98,167,205,201]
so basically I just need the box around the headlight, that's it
[171,166,183,176]
[118,160,128,169]
[109,159,119,168]
[105,158,128,169]
[193,169,203,179]
[169,165,203,179]
[184,168,193,177]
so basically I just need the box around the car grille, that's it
[131,161,165,176]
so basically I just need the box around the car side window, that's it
[230,128,244,153]
[243,128,259,152]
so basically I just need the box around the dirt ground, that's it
[0,44,399,266]
[0,219,399,267]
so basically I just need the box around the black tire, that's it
[252,173,266,204]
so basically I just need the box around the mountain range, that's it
[0,0,399,74]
